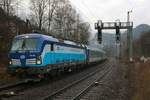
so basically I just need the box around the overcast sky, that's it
[21,0,150,33]
[69,0,150,32]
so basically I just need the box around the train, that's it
[8,33,106,78]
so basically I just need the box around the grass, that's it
[129,60,150,100]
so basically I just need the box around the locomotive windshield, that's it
[11,38,39,52]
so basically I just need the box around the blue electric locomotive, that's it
[8,33,106,77]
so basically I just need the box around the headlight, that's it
[36,56,42,64]
[9,61,12,65]
[36,60,41,64]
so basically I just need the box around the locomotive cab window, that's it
[11,38,39,52]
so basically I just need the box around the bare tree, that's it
[52,0,67,38]
[53,1,77,38]
[52,0,90,44]
[0,0,15,15]
[30,0,48,30]
[28,0,90,44]
[47,0,59,33]
[78,22,90,44]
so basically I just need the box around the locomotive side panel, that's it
[41,42,87,65]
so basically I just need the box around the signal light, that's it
[116,35,120,42]
[98,28,102,44]
[116,26,120,42]
[98,34,102,43]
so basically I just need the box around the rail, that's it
[41,60,110,100]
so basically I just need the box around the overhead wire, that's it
[79,0,99,21]
[70,2,94,23]
[71,0,101,30]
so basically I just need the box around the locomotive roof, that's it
[14,33,83,47]
[15,33,59,42]
[14,34,104,52]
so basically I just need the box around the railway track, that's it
[0,79,40,98]
[41,60,112,100]
[0,60,108,100]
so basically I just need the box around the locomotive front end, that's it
[8,34,43,76]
